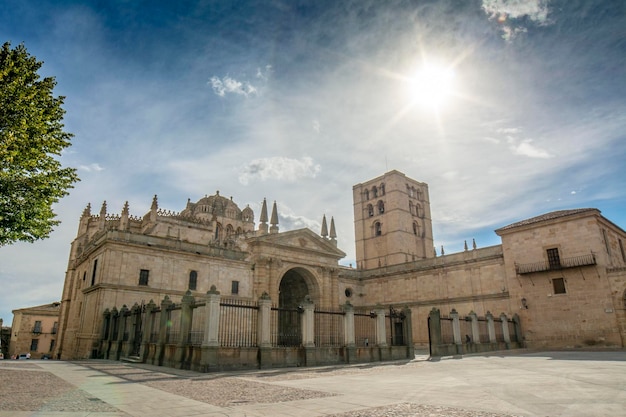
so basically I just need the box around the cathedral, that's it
[55,170,626,362]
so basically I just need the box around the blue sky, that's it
[1,0,625,323]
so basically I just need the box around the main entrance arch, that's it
[276,267,319,346]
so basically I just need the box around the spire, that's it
[441,245,445,256]
[472,238,477,250]
[120,201,129,230]
[150,195,158,221]
[464,240,468,251]
[329,216,337,239]
[81,203,91,219]
[98,201,107,230]
[259,198,269,234]
[270,201,279,234]
[320,215,328,238]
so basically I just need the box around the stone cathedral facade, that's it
[55,170,626,359]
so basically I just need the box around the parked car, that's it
[41,354,51,360]
[18,353,30,359]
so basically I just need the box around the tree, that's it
[0,42,79,246]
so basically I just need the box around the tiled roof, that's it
[496,208,598,232]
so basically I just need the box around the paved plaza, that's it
[1,350,625,417]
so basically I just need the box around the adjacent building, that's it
[10,302,60,359]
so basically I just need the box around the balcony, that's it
[515,253,596,275]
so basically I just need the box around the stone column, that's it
[200,285,221,371]
[301,296,316,366]
[468,311,480,344]
[500,313,511,347]
[106,307,118,359]
[513,313,522,347]
[257,292,272,369]
[175,291,195,368]
[140,300,156,362]
[125,303,141,358]
[343,301,356,363]
[428,308,442,357]
[374,306,389,361]
[450,309,462,355]
[155,296,173,366]
[486,311,496,344]
[114,305,128,360]
[100,309,110,359]
[402,306,414,358]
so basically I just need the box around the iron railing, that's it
[516,253,596,274]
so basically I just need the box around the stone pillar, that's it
[300,296,316,366]
[500,313,511,347]
[468,311,480,354]
[402,306,414,358]
[125,303,141,358]
[257,292,272,369]
[375,306,389,361]
[200,286,221,371]
[141,300,156,362]
[343,301,356,363]
[486,311,496,344]
[450,309,462,355]
[106,307,118,359]
[114,305,128,360]
[175,291,195,368]
[100,309,111,359]
[155,296,173,366]
[428,308,442,357]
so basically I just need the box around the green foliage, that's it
[0,42,79,246]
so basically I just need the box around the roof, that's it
[12,302,61,314]
[496,208,599,233]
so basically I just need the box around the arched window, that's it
[226,224,234,236]
[214,224,222,240]
[189,271,198,290]
[374,221,382,236]
[409,201,414,216]
[377,200,384,214]
[367,204,374,217]
[380,183,385,195]
[416,203,424,218]
[372,186,378,198]
[364,189,369,200]
[417,188,424,201]
[413,221,420,236]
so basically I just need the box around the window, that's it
[374,221,382,236]
[82,271,86,281]
[231,280,239,295]
[547,248,561,269]
[380,184,385,195]
[345,288,353,298]
[619,239,626,263]
[30,339,39,351]
[189,271,198,290]
[367,204,374,217]
[377,200,384,214]
[372,186,378,198]
[49,339,56,352]
[139,269,150,286]
[416,203,423,218]
[51,322,58,335]
[91,259,98,286]
[552,278,566,294]
[364,189,369,200]
[33,321,42,334]
[413,222,419,235]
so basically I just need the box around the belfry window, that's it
[364,189,369,200]
[372,186,378,198]
[413,222,419,235]
[189,270,198,290]
[380,184,385,195]
[374,221,382,236]
[367,204,374,217]
[378,200,385,214]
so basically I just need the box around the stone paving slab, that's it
[1,350,625,417]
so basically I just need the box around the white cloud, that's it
[312,119,320,133]
[482,0,551,41]
[238,156,321,185]
[510,139,551,158]
[78,163,104,172]
[209,75,258,97]
[256,65,272,81]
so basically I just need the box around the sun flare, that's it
[410,63,455,109]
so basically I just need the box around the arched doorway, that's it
[277,268,318,346]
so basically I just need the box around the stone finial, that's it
[260,291,271,300]
[464,240,468,251]
[259,198,269,234]
[99,201,107,217]
[329,217,337,240]
[472,238,477,250]
[207,285,220,295]
[441,245,445,255]
[270,201,279,234]
[81,203,91,218]
[122,201,129,216]
[151,195,158,211]
[321,214,328,238]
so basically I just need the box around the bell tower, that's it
[353,170,434,269]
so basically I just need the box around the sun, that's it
[410,63,455,109]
